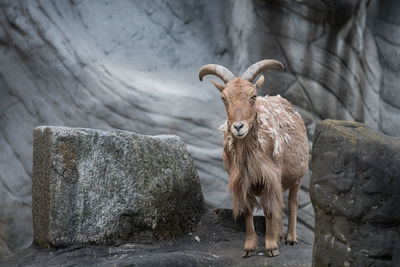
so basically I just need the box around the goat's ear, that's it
[254,75,264,90]
[211,80,225,92]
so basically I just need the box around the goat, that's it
[199,60,309,257]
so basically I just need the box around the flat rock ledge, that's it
[311,120,400,267]
[32,126,205,247]
[0,209,313,267]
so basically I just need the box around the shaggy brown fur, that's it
[199,60,309,258]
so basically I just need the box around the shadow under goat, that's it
[199,60,309,257]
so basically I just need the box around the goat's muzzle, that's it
[231,122,249,139]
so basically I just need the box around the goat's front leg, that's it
[278,213,283,243]
[261,182,283,257]
[242,208,258,258]
[264,210,281,257]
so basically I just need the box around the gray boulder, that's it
[32,126,204,247]
[310,120,400,266]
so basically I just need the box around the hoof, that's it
[243,237,258,252]
[285,240,298,245]
[242,250,254,258]
[266,249,280,257]
[285,234,298,245]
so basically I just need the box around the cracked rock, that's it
[310,120,400,266]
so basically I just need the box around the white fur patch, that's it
[273,137,281,157]
[283,133,291,144]
[219,120,233,150]
[257,96,294,158]
[219,121,228,135]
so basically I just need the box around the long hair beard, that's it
[226,119,283,219]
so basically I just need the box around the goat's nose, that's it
[234,123,244,131]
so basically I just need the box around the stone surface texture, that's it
[310,120,400,267]
[32,126,204,247]
[1,0,400,257]
[0,209,313,267]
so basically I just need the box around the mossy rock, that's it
[32,126,205,247]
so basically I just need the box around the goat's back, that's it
[256,95,309,190]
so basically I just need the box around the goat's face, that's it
[199,60,283,139]
[220,78,258,139]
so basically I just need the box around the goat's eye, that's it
[250,95,257,101]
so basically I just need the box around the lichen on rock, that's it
[32,126,205,247]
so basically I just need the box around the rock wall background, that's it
[0,0,399,258]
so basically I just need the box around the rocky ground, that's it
[0,208,313,267]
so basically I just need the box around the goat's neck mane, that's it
[227,114,261,173]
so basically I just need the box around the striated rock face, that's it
[1,0,400,257]
[32,126,204,247]
[310,120,400,267]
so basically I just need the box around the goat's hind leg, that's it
[285,182,301,245]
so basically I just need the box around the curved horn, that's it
[199,64,234,83]
[242,59,284,82]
